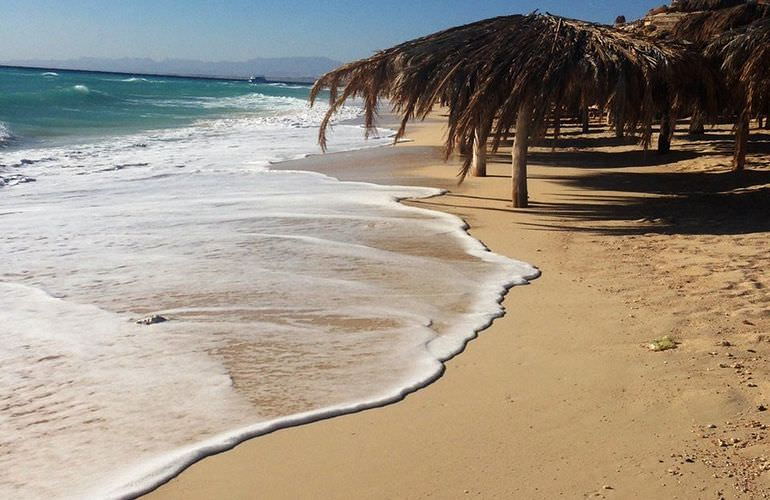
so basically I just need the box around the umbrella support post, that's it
[658,109,674,154]
[614,73,627,139]
[512,100,532,208]
[471,126,487,177]
[733,114,749,172]
[553,108,561,139]
[689,112,705,136]
[581,108,590,134]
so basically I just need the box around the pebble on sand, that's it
[135,314,168,325]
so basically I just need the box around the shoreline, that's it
[108,115,540,499]
[104,136,538,498]
[147,115,770,498]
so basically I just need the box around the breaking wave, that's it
[0,122,14,147]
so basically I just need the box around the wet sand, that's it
[147,115,770,499]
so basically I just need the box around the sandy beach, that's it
[147,115,770,499]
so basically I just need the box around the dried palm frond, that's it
[670,0,746,13]
[311,13,709,180]
[673,2,770,42]
[706,17,770,114]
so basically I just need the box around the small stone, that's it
[602,485,613,490]
[136,314,168,325]
[758,404,767,412]
[717,340,732,347]
[707,424,717,429]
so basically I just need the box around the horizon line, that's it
[0,64,318,84]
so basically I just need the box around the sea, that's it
[0,66,539,499]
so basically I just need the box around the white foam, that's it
[0,99,539,499]
[0,98,385,183]
[266,82,309,89]
[72,84,89,93]
[0,122,12,145]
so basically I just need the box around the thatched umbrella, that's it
[673,1,770,43]
[706,17,770,170]
[667,1,768,169]
[311,13,706,208]
[671,0,748,13]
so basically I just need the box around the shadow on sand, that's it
[454,130,770,237]
[526,168,770,236]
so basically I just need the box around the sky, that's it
[2,0,659,63]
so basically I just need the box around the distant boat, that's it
[248,75,266,84]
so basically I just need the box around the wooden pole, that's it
[471,126,487,177]
[614,74,626,139]
[553,108,561,139]
[688,111,705,136]
[512,99,533,208]
[581,107,590,134]
[733,113,749,171]
[657,107,674,154]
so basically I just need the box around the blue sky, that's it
[2,0,658,62]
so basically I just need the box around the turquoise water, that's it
[0,66,311,145]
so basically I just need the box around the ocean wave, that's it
[198,98,364,130]
[0,98,378,187]
[194,92,364,127]
[266,82,310,89]
[59,85,120,103]
[121,77,151,83]
[198,92,306,110]
[0,174,36,187]
[0,122,14,147]
[145,92,315,116]
[0,85,121,110]
[41,72,59,77]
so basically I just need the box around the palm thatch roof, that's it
[706,17,770,115]
[670,0,747,13]
[311,13,707,178]
[673,2,770,42]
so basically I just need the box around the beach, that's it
[4,4,769,499]
[146,115,770,498]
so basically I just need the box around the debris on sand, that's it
[647,335,678,352]
[135,314,168,325]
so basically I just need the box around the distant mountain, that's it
[0,56,343,81]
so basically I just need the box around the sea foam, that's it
[0,81,538,499]
[0,122,12,146]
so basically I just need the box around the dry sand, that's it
[147,115,770,499]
